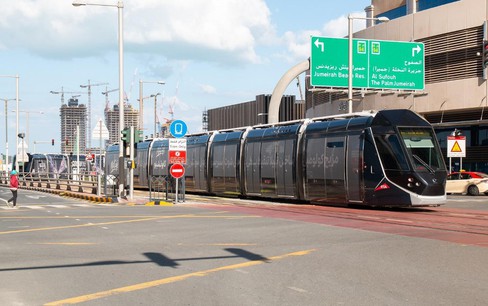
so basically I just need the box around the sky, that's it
[0,0,371,155]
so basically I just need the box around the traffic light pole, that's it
[120,128,129,198]
[129,126,134,200]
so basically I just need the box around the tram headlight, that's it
[408,177,414,182]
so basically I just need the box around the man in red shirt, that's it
[8,170,19,208]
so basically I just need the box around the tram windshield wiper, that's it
[412,154,435,174]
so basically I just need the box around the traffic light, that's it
[483,40,488,80]
[51,139,54,146]
[121,128,130,147]
[135,129,144,143]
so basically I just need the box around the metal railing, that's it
[149,175,185,203]
[0,171,104,196]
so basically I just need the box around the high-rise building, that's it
[104,104,139,145]
[60,97,87,154]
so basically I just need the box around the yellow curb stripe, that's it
[44,249,316,305]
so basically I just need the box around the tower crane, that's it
[50,87,86,105]
[101,87,119,111]
[80,80,109,149]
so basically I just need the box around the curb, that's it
[145,200,174,206]
[58,192,113,203]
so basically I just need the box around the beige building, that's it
[104,104,139,146]
[306,0,488,172]
[60,97,87,154]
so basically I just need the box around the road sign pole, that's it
[175,178,178,203]
[170,163,185,203]
[348,15,353,114]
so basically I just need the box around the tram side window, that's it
[374,134,409,171]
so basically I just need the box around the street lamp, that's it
[12,110,44,150]
[0,75,19,171]
[151,93,162,136]
[73,0,126,198]
[139,80,165,131]
[347,15,389,114]
[1,98,15,172]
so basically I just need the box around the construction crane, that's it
[80,80,109,149]
[102,87,119,111]
[50,87,86,105]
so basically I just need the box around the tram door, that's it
[244,141,261,194]
[277,139,295,196]
[346,132,364,203]
[187,144,207,191]
[324,136,346,202]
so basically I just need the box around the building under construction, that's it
[104,104,139,145]
[60,97,87,154]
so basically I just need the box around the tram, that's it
[106,109,447,207]
[13,153,103,178]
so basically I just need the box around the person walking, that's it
[8,170,19,208]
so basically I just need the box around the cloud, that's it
[322,11,367,38]
[0,0,274,65]
[278,11,367,63]
[199,84,217,94]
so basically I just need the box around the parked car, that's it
[446,171,488,196]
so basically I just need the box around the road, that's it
[1,188,488,305]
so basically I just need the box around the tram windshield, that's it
[399,128,445,172]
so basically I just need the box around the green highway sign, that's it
[310,36,424,90]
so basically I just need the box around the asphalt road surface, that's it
[1,188,487,305]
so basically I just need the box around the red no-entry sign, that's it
[170,163,185,179]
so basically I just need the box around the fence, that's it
[0,171,104,197]
[149,175,185,203]
[0,172,184,203]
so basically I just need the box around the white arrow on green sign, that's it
[310,36,425,90]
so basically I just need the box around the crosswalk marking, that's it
[0,204,100,210]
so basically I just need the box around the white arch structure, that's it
[268,59,310,123]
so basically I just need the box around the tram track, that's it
[186,197,488,245]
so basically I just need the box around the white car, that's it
[446,171,488,196]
